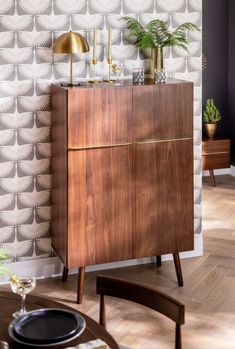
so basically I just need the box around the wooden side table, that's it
[202,138,231,186]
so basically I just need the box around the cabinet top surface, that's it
[52,78,193,91]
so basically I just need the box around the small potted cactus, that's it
[203,99,221,138]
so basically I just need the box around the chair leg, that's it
[156,255,162,267]
[77,266,85,304]
[99,294,106,329]
[175,324,182,349]
[173,253,183,287]
[62,266,69,282]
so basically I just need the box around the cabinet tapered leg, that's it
[156,255,162,267]
[62,266,69,282]
[173,253,183,287]
[77,266,85,304]
[209,170,216,187]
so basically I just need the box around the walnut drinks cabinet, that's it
[51,79,194,303]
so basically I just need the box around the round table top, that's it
[0,291,119,349]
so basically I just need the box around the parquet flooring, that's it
[3,175,235,348]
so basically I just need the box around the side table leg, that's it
[77,266,85,304]
[156,255,162,267]
[209,170,216,187]
[62,266,69,282]
[173,253,183,287]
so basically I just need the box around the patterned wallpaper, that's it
[0,0,202,263]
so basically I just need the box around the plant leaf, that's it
[122,17,200,50]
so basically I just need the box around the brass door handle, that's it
[134,137,192,145]
[67,142,131,150]
[202,151,229,156]
[68,137,192,150]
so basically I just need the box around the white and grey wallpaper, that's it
[0,0,202,262]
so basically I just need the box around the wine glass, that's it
[112,64,124,86]
[10,275,36,318]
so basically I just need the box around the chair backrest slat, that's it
[96,275,185,325]
[97,274,185,348]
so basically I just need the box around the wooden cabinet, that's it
[51,79,194,302]
[202,138,230,186]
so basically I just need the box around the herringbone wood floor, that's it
[4,175,235,348]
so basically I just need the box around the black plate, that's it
[9,308,86,346]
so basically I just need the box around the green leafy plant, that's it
[122,17,200,49]
[204,99,221,123]
[0,249,10,279]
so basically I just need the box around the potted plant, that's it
[122,17,200,78]
[0,249,10,280]
[203,99,221,138]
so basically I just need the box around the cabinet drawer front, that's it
[133,83,193,141]
[202,139,230,154]
[202,153,230,170]
[67,87,132,148]
[133,138,194,258]
[67,146,133,267]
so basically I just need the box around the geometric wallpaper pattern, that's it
[0,0,202,262]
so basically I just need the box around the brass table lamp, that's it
[53,31,90,86]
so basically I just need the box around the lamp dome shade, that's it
[53,31,90,54]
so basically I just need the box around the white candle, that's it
[108,29,112,61]
[93,29,97,60]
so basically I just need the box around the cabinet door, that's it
[67,145,133,267]
[133,139,194,258]
[67,87,132,147]
[133,83,193,141]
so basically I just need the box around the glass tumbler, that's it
[132,67,144,84]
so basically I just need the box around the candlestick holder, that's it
[88,59,101,84]
[103,58,115,83]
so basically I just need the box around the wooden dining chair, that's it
[96,275,185,349]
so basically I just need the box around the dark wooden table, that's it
[0,291,119,349]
